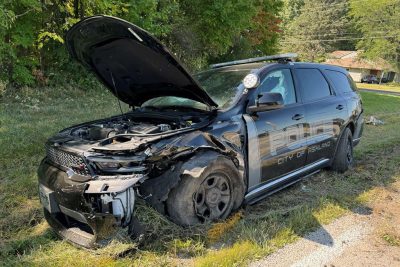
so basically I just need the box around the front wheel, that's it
[166,155,244,226]
[331,128,353,173]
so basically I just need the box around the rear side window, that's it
[347,75,358,91]
[295,68,331,102]
[325,70,355,93]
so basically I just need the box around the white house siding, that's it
[347,68,369,82]
[394,73,400,83]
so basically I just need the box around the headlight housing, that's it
[95,161,120,169]
[87,155,147,174]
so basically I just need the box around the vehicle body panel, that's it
[66,15,217,107]
[38,17,364,248]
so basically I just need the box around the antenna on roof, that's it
[210,53,298,69]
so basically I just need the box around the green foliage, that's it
[180,0,257,57]
[349,0,400,70]
[280,0,304,30]
[37,32,64,49]
[281,0,355,62]
[0,0,283,88]
[280,0,399,67]
[206,0,283,63]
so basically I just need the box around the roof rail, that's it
[210,53,298,69]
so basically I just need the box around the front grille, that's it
[46,145,90,175]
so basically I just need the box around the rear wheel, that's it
[331,128,353,173]
[166,155,244,225]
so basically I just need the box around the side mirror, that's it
[247,92,283,113]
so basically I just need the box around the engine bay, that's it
[69,113,206,141]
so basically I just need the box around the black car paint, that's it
[38,62,363,248]
[38,18,363,248]
[239,63,363,202]
[65,15,217,107]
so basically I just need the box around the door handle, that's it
[336,104,344,110]
[292,114,304,120]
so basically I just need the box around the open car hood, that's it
[65,15,217,108]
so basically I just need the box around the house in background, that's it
[325,50,399,83]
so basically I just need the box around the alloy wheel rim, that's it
[194,173,232,221]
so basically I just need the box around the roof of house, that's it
[325,50,393,71]
[329,50,355,59]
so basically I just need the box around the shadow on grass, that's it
[232,143,399,250]
[120,142,400,258]
[0,228,56,264]
[1,144,399,267]
[1,90,400,265]
[3,143,399,265]
[0,88,400,265]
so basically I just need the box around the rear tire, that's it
[166,155,244,226]
[331,128,353,173]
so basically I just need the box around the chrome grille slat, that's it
[46,145,89,175]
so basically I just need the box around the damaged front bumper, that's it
[38,160,142,248]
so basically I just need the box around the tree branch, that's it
[15,8,35,19]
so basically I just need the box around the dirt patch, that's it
[250,181,400,267]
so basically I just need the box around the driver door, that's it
[246,68,308,189]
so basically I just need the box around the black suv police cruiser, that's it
[38,16,363,248]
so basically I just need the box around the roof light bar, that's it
[210,53,298,69]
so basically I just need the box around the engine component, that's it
[100,187,135,226]
[88,126,117,140]
[70,115,201,141]
[129,124,160,134]
[158,124,171,132]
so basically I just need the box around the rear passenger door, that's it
[324,69,363,120]
[293,68,347,164]
[324,69,364,143]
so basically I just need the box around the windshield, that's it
[142,69,251,110]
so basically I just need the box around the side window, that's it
[325,70,355,93]
[347,75,358,91]
[296,68,331,102]
[258,69,296,105]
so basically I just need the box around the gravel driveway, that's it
[250,182,400,267]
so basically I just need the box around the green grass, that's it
[1,88,400,266]
[382,233,400,247]
[356,82,400,93]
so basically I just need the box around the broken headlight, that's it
[96,161,120,169]
[87,155,147,174]
[94,162,147,173]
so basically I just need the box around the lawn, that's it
[1,87,400,266]
[356,82,400,93]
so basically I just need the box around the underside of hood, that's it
[65,15,217,108]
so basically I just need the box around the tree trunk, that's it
[79,0,85,19]
[74,0,79,18]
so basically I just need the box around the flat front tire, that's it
[166,155,244,226]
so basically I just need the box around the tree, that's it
[350,0,400,70]
[0,0,42,85]
[281,0,355,62]
[0,0,181,86]
[0,0,283,87]
[233,0,283,59]
[280,0,304,31]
